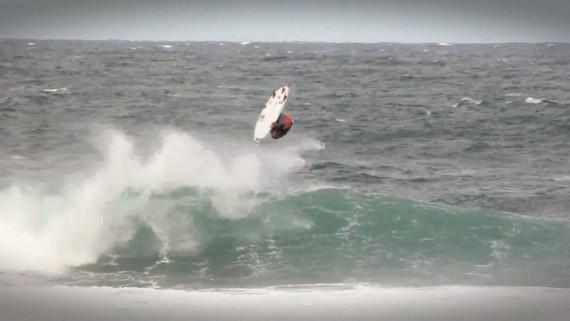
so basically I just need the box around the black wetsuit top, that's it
[270,114,292,139]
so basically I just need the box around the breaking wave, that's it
[1,128,569,288]
[0,128,309,274]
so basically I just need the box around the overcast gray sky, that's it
[1,0,569,42]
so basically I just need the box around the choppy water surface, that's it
[0,39,569,288]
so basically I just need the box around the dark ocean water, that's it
[0,39,569,289]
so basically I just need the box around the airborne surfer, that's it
[253,85,293,142]
[270,113,294,139]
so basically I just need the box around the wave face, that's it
[2,130,567,288]
[78,188,569,288]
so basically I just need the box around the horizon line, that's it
[1,37,569,45]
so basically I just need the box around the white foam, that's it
[525,97,544,104]
[28,42,36,46]
[438,42,454,46]
[0,128,309,274]
[452,97,482,108]
[158,44,173,49]
[240,41,251,45]
[551,175,570,182]
[525,97,558,104]
[42,88,69,95]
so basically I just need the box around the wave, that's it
[0,128,311,274]
[66,187,570,288]
[1,129,569,288]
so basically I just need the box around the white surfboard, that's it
[253,85,290,143]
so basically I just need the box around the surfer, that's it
[253,85,292,143]
[270,113,294,139]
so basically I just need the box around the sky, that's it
[0,0,569,43]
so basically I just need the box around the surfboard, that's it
[253,85,289,143]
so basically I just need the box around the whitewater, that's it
[0,128,311,274]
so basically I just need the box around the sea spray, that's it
[0,128,308,274]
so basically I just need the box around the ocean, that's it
[1,39,570,320]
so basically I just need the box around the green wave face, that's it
[77,188,570,288]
